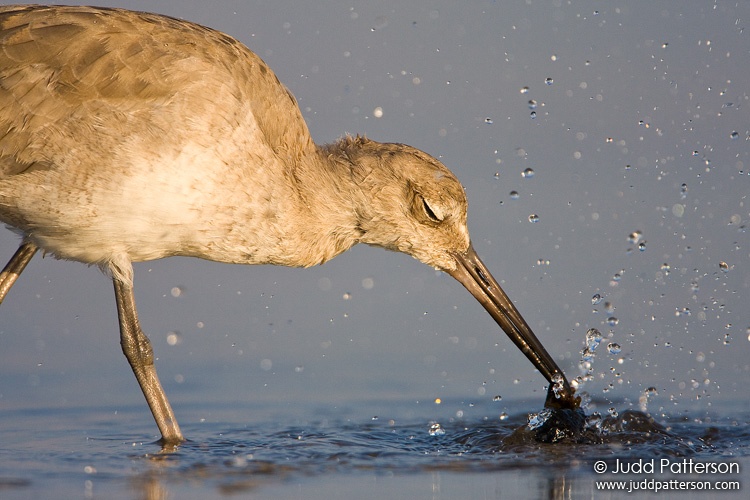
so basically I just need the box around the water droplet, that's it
[581,347,595,362]
[692,150,700,156]
[520,86,530,94]
[638,241,647,251]
[166,331,183,346]
[730,131,739,140]
[607,317,619,326]
[342,292,351,300]
[373,106,383,118]
[428,422,445,436]
[493,172,500,180]
[607,407,619,417]
[605,137,614,143]
[528,214,540,223]
[592,294,602,305]
[484,117,494,124]
[719,261,729,272]
[509,190,519,200]
[545,77,554,85]
[627,230,643,244]
[530,111,537,119]
[499,412,508,421]
[521,167,535,178]
[607,342,622,354]
[550,373,566,399]
[585,328,602,349]
[585,412,602,430]
[493,395,503,401]
[528,99,537,109]
[675,307,691,317]
[527,408,552,429]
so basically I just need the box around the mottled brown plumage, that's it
[0,5,575,445]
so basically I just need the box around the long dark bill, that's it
[448,243,578,409]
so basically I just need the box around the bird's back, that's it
[0,5,320,266]
[0,5,314,179]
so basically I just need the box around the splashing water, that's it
[585,328,603,352]
[428,422,445,436]
[550,373,566,400]
[527,408,553,430]
[607,342,622,355]
[639,387,659,412]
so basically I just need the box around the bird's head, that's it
[341,138,470,271]
[333,136,578,409]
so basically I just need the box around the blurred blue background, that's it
[1,0,747,425]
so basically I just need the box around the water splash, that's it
[627,230,643,244]
[550,373,566,400]
[607,342,622,355]
[585,328,603,351]
[527,408,553,430]
[638,387,658,412]
[428,422,445,436]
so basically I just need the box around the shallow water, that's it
[1,398,747,499]
[1,0,749,498]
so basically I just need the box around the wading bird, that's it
[0,5,576,444]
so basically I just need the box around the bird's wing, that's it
[0,5,314,178]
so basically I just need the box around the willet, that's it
[0,5,577,444]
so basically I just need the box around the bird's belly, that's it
[9,146,270,266]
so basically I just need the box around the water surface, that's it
[1,397,747,499]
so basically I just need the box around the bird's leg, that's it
[113,279,184,444]
[0,242,38,305]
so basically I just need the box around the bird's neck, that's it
[276,143,367,267]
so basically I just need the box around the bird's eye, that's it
[422,198,443,222]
